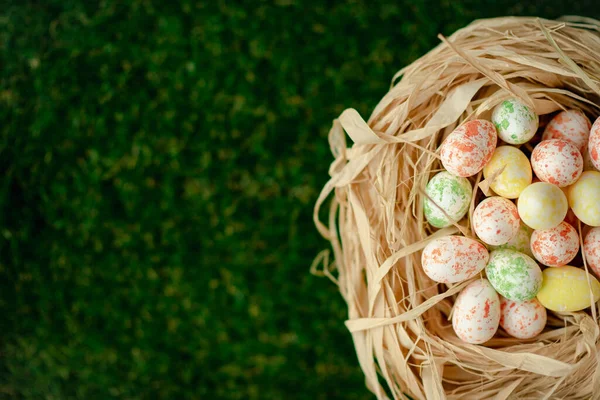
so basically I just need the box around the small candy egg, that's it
[530,221,579,267]
[482,146,532,199]
[472,197,520,246]
[421,236,489,283]
[518,182,568,230]
[423,171,472,228]
[485,249,543,301]
[531,139,583,187]
[588,117,600,171]
[452,279,500,344]
[499,297,547,339]
[440,119,498,177]
[491,98,538,144]
[583,227,600,278]
[490,222,533,257]
[536,266,600,312]
[542,109,591,153]
[567,170,600,226]
[583,148,599,172]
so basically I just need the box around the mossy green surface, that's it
[2,1,599,399]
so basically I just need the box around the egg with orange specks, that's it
[530,221,579,267]
[542,109,591,154]
[472,197,520,246]
[583,227,600,278]
[499,297,547,339]
[452,279,501,344]
[421,236,489,283]
[531,139,583,187]
[588,117,600,171]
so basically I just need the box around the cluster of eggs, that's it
[421,98,600,344]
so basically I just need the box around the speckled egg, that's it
[490,222,533,257]
[482,146,532,199]
[530,221,579,267]
[531,139,583,187]
[567,170,600,226]
[486,249,543,301]
[536,266,600,312]
[499,297,547,339]
[518,182,568,230]
[421,236,489,283]
[588,117,600,171]
[424,171,472,228]
[491,98,538,144]
[583,148,599,172]
[472,197,520,246]
[440,119,497,178]
[583,227,600,278]
[542,109,591,153]
[452,279,501,344]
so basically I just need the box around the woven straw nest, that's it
[313,16,600,400]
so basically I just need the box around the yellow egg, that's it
[536,266,600,312]
[483,146,532,199]
[517,182,567,230]
[568,170,600,226]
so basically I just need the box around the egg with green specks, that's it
[485,249,542,301]
[423,171,472,228]
[472,197,520,246]
[452,279,500,344]
[421,236,489,283]
[499,296,546,339]
[492,98,538,145]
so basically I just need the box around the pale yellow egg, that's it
[518,182,567,230]
[536,266,600,312]
[568,170,600,226]
[483,146,532,199]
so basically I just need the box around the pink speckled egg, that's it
[531,139,583,187]
[542,109,591,153]
[588,117,600,171]
[583,227,600,278]
[473,197,520,246]
[440,119,497,177]
[421,236,489,283]
[530,221,579,267]
[452,279,500,344]
[499,296,547,339]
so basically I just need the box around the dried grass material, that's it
[313,17,600,400]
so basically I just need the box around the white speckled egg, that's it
[482,146,532,199]
[486,249,543,301]
[423,171,472,228]
[530,221,579,267]
[567,170,600,226]
[452,279,500,344]
[473,197,520,246]
[499,296,547,339]
[440,119,497,177]
[490,222,533,257]
[518,182,568,230]
[492,98,538,144]
[531,139,583,187]
[583,227,600,278]
[588,117,600,171]
[421,236,489,283]
[542,109,591,153]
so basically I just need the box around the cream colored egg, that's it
[531,139,583,187]
[486,249,543,301]
[421,236,489,283]
[492,98,538,144]
[452,279,500,344]
[583,227,600,278]
[518,182,568,230]
[542,109,591,153]
[423,171,472,228]
[537,266,600,312]
[472,197,520,246]
[530,221,579,267]
[482,146,532,199]
[499,297,546,339]
[568,170,600,226]
[490,222,533,257]
[588,117,600,171]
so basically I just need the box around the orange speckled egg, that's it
[530,221,579,267]
[542,109,591,153]
[531,139,583,187]
[589,117,600,171]
[421,236,489,283]
[473,197,520,246]
[440,119,497,177]
[499,296,547,339]
[583,227,600,278]
[452,279,500,344]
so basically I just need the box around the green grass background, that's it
[1,1,599,399]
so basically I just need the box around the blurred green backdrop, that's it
[1,1,599,399]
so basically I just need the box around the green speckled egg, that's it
[492,98,538,145]
[423,171,472,228]
[486,249,542,301]
[490,222,533,257]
